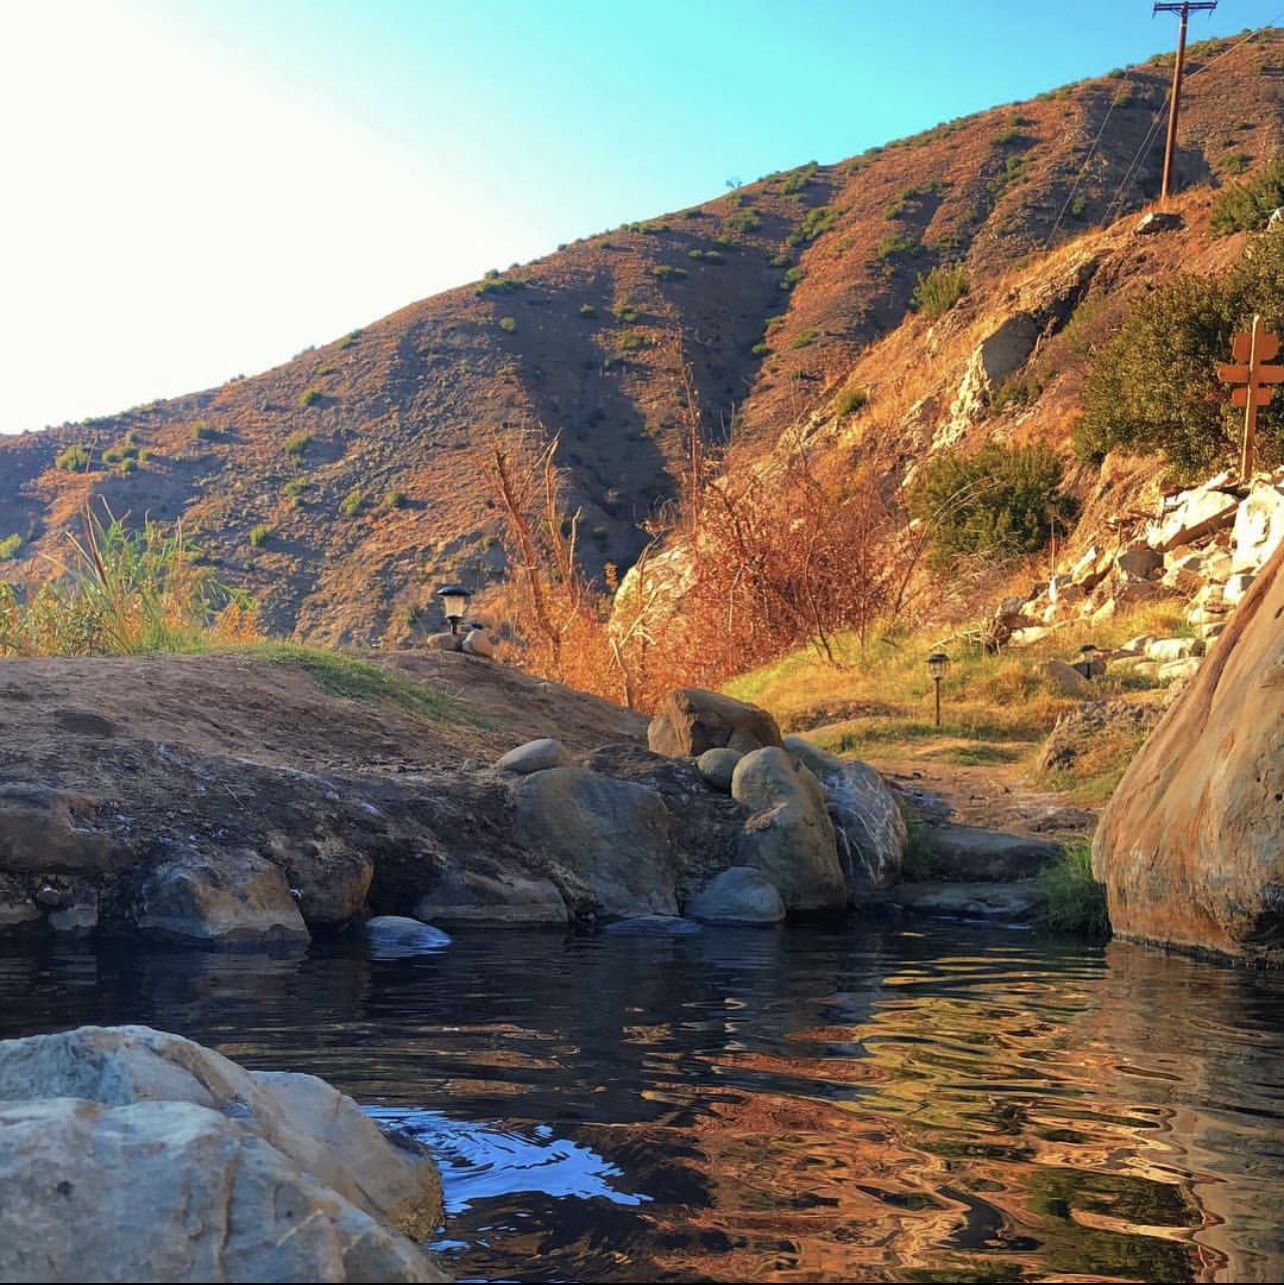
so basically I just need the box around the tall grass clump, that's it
[0,503,257,656]
[1034,842,1111,940]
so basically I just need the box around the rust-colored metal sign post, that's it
[1218,314,1284,479]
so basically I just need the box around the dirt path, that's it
[867,755,1099,842]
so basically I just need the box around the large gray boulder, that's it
[511,766,680,917]
[0,1025,448,1282]
[1093,538,1284,963]
[784,738,906,895]
[413,866,568,927]
[685,865,786,925]
[731,746,845,912]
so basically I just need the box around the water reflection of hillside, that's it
[614,938,1282,1283]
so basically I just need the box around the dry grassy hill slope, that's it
[1,28,1282,647]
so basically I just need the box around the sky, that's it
[1,0,1282,437]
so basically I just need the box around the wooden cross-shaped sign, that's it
[1218,315,1284,477]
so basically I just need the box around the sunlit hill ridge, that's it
[1,27,1281,659]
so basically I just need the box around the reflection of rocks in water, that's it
[1078,941,1284,1282]
[96,940,375,1028]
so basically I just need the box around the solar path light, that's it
[435,583,472,636]
[926,651,950,727]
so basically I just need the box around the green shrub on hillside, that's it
[910,263,969,318]
[872,231,920,262]
[1210,155,1284,236]
[0,503,241,656]
[907,442,1077,570]
[833,387,868,416]
[786,205,839,247]
[55,443,92,472]
[475,271,526,297]
[779,162,818,194]
[285,431,312,464]
[0,534,22,561]
[1075,228,1284,476]
[723,207,762,236]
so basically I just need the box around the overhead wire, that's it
[1046,15,1284,249]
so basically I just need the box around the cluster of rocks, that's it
[986,466,1284,689]
[0,683,923,947]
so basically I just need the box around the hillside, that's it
[1,27,1282,648]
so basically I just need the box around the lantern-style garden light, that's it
[1074,642,1101,680]
[435,583,472,635]
[926,651,950,727]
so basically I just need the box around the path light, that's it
[1073,642,1101,681]
[435,583,472,635]
[926,652,950,727]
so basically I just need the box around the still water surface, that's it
[1,920,1282,1283]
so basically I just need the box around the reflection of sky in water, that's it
[365,1106,652,1214]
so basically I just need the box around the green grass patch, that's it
[1034,842,1110,940]
[262,644,481,725]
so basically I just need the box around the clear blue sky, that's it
[1,0,1281,435]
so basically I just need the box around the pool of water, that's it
[2,919,1282,1283]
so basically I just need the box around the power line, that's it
[1052,10,1273,246]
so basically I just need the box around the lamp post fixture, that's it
[1074,642,1101,681]
[435,583,472,636]
[926,652,950,727]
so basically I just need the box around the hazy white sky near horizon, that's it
[1,0,1282,436]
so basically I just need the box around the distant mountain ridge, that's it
[1,28,1282,647]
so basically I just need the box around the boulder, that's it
[924,824,1063,881]
[731,746,845,912]
[133,849,310,944]
[647,688,783,758]
[267,837,373,928]
[1043,657,1093,695]
[511,766,679,917]
[497,737,576,774]
[413,867,568,927]
[0,1025,447,1282]
[1230,477,1284,573]
[696,746,742,793]
[783,739,905,894]
[1146,484,1239,552]
[364,915,452,957]
[685,866,786,925]
[1092,538,1284,963]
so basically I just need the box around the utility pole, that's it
[1153,1,1217,203]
